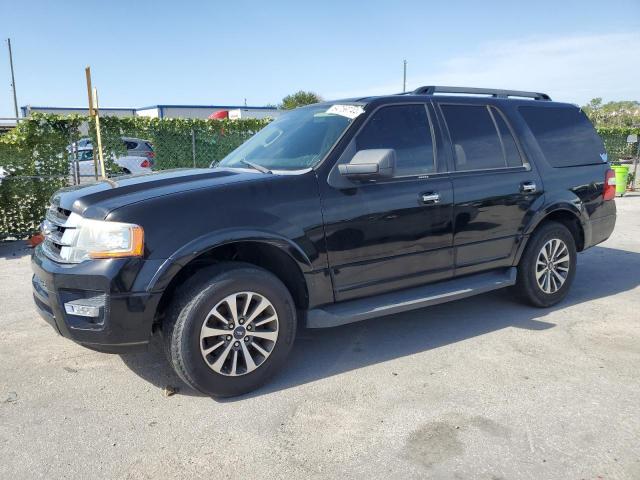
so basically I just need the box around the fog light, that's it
[64,297,104,318]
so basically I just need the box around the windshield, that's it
[218,103,361,171]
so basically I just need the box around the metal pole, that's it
[69,131,79,185]
[191,128,197,168]
[633,142,640,191]
[403,59,407,93]
[7,39,19,118]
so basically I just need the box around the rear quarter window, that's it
[519,105,606,167]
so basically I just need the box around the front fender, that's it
[144,228,313,292]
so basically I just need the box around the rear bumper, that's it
[587,213,616,248]
[31,246,162,353]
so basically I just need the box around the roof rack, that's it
[411,86,551,101]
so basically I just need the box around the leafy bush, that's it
[0,113,268,238]
[597,126,640,162]
[0,114,82,239]
[1,112,637,239]
[280,91,322,110]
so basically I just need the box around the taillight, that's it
[603,169,616,201]
[140,159,150,168]
[147,152,155,159]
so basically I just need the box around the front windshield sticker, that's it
[326,104,364,119]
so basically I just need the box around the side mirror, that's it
[338,149,396,180]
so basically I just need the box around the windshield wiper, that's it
[240,159,272,174]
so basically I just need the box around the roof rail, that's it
[411,86,551,101]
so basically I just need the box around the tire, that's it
[515,221,577,308]
[163,262,297,397]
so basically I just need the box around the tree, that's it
[280,91,323,110]
[582,98,640,127]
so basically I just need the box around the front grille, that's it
[41,204,77,263]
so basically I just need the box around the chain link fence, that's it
[1,113,639,239]
[150,127,255,170]
[0,114,267,238]
[600,131,638,163]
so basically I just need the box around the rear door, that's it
[319,102,454,302]
[435,102,543,276]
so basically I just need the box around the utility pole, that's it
[7,38,19,118]
[402,59,407,93]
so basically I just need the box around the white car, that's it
[71,147,153,177]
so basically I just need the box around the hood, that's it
[52,168,267,219]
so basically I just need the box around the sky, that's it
[1,0,639,117]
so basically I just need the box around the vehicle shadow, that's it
[0,240,32,260]
[119,245,640,400]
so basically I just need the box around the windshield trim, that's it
[215,166,314,176]
[309,101,368,172]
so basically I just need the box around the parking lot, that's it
[0,196,638,479]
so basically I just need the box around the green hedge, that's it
[0,113,268,239]
[597,127,640,163]
[95,115,268,169]
[0,114,637,239]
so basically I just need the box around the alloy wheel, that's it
[535,238,570,294]
[199,291,279,376]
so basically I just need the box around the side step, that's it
[306,267,517,328]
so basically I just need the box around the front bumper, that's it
[31,246,163,353]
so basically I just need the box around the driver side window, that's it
[356,104,435,176]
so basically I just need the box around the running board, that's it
[306,267,517,328]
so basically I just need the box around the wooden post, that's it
[85,67,99,179]
[92,87,107,179]
[85,67,94,117]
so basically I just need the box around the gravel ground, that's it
[1,195,639,480]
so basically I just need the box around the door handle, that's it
[421,192,440,204]
[520,182,537,193]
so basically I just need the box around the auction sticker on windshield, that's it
[326,104,364,119]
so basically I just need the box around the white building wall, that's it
[21,105,281,120]
[135,107,160,118]
[24,107,136,117]
[158,106,281,120]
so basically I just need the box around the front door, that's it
[319,103,454,302]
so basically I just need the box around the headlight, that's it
[58,213,144,263]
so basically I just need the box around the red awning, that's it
[208,110,229,119]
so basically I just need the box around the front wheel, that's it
[163,263,297,397]
[515,221,577,308]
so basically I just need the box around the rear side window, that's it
[491,107,523,168]
[356,104,435,176]
[124,141,138,150]
[441,104,522,171]
[519,106,606,167]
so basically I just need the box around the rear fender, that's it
[514,201,590,264]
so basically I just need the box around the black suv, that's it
[32,86,617,396]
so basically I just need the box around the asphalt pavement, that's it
[1,195,639,479]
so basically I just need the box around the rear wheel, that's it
[515,222,577,307]
[163,263,297,397]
